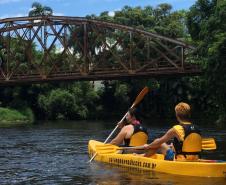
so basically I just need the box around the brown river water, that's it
[0,120,226,185]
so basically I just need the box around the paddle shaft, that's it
[119,145,145,150]
[118,139,216,151]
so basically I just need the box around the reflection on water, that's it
[0,120,225,185]
[89,163,226,185]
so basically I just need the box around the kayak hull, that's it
[88,140,226,177]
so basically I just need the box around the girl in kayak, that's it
[143,102,202,161]
[110,107,148,148]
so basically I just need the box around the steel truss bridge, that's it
[0,16,201,84]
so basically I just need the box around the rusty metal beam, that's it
[0,15,200,84]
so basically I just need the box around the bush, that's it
[38,89,76,119]
[0,107,28,123]
[37,82,101,120]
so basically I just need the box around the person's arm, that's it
[110,127,127,146]
[117,119,127,129]
[145,128,176,149]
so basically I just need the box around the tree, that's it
[187,0,226,123]
[28,2,53,16]
[37,82,100,120]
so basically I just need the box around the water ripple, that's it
[0,121,225,185]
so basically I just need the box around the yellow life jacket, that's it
[124,125,148,147]
[129,131,148,146]
[173,123,202,155]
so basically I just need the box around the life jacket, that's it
[124,124,148,147]
[173,123,202,156]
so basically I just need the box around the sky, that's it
[0,0,197,19]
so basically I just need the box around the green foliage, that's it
[114,83,130,107]
[104,4,188,38]
[19,107,35,124]
[114,83,128,98]
[186,0,226,122]
[2,2,225,124]
[29,2,53,16]
[0,107,27,122]
[38,89,76,119]
[38,82,100,120]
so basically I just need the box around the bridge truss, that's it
[0,16,201,84]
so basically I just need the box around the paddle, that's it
[95,144,145,154]
[88,86,149,162]
[202,138,217,150]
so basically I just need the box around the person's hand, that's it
[168,143,175,151]
[143,144,150,150]
[117,121,125,128]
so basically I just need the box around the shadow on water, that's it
[0,120,225,185]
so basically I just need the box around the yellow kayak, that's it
[88,140,226,177]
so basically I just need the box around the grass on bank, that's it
[0,107,34,126]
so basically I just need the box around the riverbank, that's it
[0,107,34,127]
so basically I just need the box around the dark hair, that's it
[128,107,141,121]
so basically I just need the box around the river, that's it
[0,120,226,185]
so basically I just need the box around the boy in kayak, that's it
[110,107,148,148]
[143,102,202,161]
